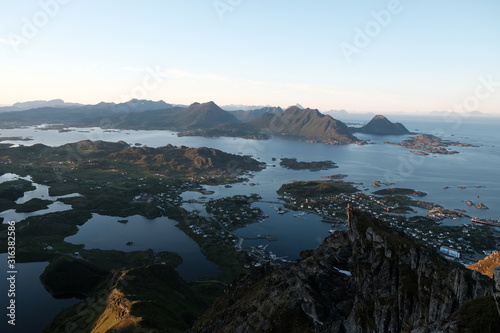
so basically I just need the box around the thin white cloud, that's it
[122,66,152,73]
[165,69,229,82]
[118,67,354,100]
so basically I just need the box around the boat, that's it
[273,205,287,214]
[471,217,500,227]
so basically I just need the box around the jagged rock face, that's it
[468,251,500,278]
[189,213,494,333]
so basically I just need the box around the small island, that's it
[278,180,358,198]
[351,115,411,135]
[385,134,479,155]
[15,198,52,213]
[0,136,33,142]
[475,203,489,210]
[279,158,338,171]
[373,188,427,197]
[322,174,348,179]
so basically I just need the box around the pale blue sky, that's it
[1,0,499,113]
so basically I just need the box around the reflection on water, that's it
[1,201,73,223]
[64,214,220,279]
[0,173,80,223]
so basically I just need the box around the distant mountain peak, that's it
[186,101,224,113]
[0,99,84,112]
[286,103,304,110]
[352,115,410,135]
[250,106,359,144]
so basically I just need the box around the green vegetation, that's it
[0,210,91,263]
[0,179,36,211]
[373,188,427,197]
[278,180,358,198]
[44,264,211,333]
[40,256,110,298]
[178,124,269,140]
[15,198,52,212]
[279,158,338,171]
[381,194,437,210]
[206,194,263,228]
[175,212,252,281]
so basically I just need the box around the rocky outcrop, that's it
[189,209,495,332]
[475,202,489,210]
[468,251,500,278]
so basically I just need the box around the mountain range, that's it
[0,99,84,112]
[0,99,415,144]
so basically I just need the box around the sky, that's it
[1,0,499,114]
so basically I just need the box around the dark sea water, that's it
[0,115,499,332]
[0,254,78,333]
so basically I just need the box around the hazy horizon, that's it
[2,97,500,117]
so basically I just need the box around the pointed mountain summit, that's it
[250,106,360,144]
[174,101,239,128]
[228,106,283,121]
[354,115,410,135]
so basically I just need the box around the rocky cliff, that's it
[189,208,498,332]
